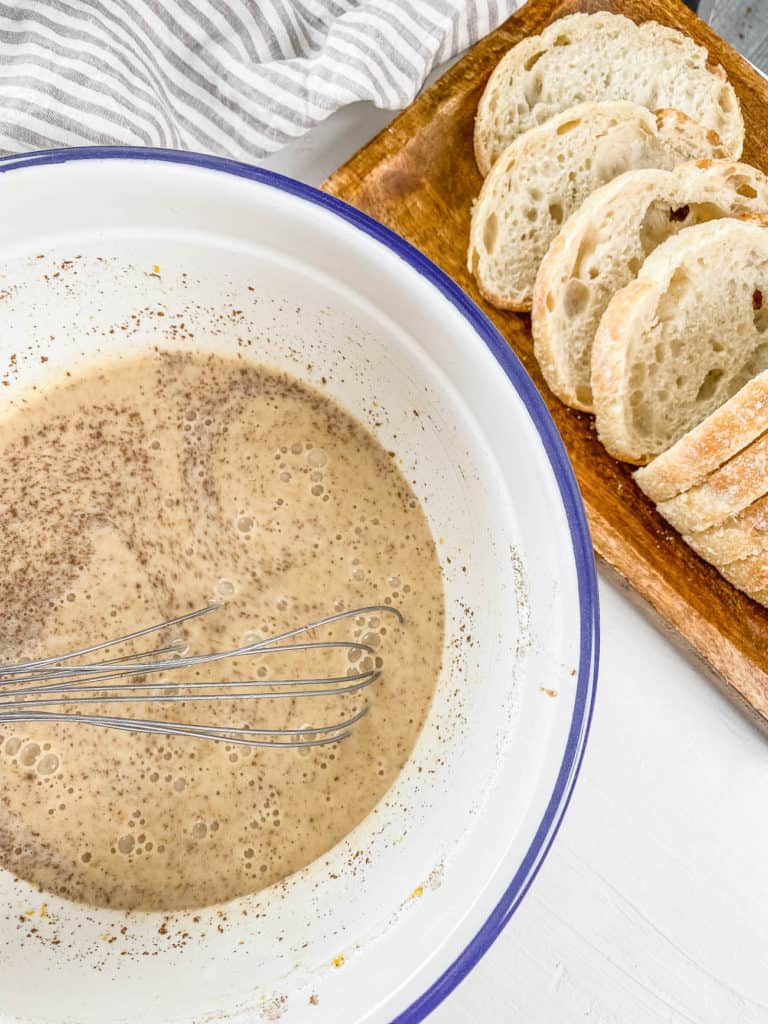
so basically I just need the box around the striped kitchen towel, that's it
[0,1,518,160]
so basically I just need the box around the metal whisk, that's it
[0,604,403,749]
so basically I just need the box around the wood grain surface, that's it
[323,0,768,731]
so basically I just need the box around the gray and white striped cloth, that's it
[0,1,518,160]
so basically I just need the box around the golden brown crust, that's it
[475,278,532,313]
[635,372,768,502]
[591,279,657,465]
[705,59,728,82]
[684,493,768,565]
[657,431,768,534]
[722,554,768,597]
[473,112,491,177]
[532,228,593,410]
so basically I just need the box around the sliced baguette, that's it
[592,216,768,464]
[468,103,728,312]
[684,494,768,565]
[721,555,768,605]
[656,430,768,533]
[533,162,768,412]
[474,11,743,176]
[634,373,768,575]
[634,369,768,501]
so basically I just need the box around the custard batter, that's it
[0,351,444,910]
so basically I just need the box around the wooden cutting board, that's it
[323,0,768,732]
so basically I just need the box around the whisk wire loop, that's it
[0,605,402,748]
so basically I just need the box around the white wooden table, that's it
[260,79,768,1024]
[697,1,768,69]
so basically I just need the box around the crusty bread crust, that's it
[635,370,768,501]
[684,492,768,565]
[656,431,768,534]
[721,554,768,603]
[590,278,658,463]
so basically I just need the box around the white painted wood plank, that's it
[699,1,768,71]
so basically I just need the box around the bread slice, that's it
[634,372,768,589]
[634,369,768,501]
[684,493,768,565]
[741,586,768,608]
[721,555,768,606]
[656,430,768,533]
[468,103,728,312]
[533,162,768,412]
[474,11,743,176]
[592,216,768,464]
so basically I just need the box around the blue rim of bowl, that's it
[0,146,599,1023]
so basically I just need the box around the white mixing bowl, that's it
[0,149,598,1024]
